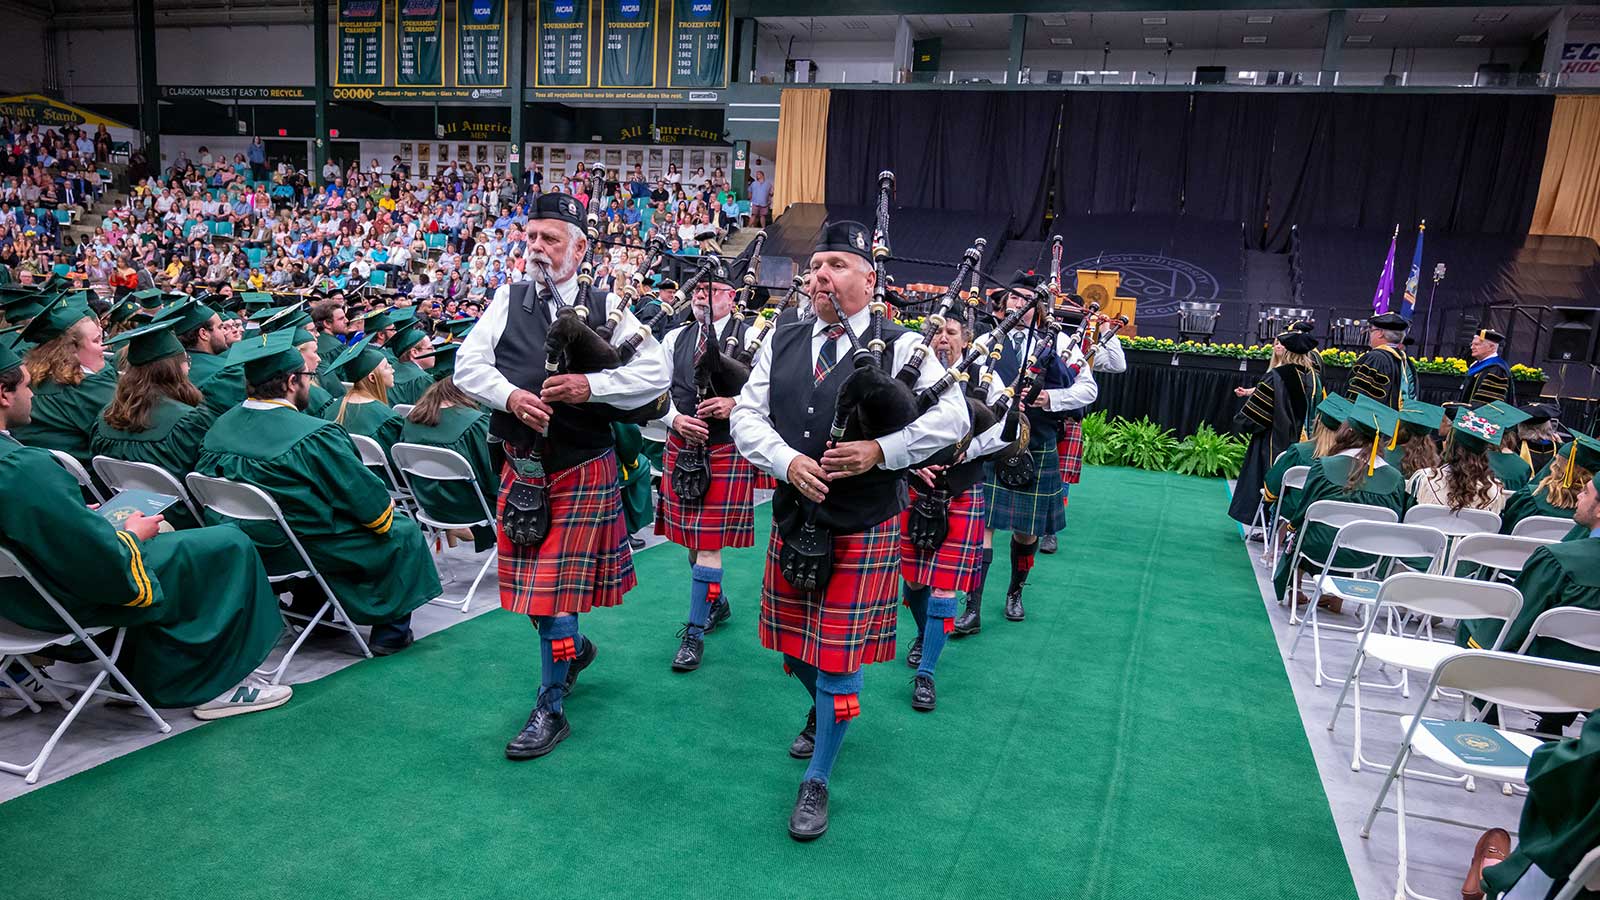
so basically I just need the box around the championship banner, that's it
[600,0,657,88]
[335,0,385,87]
[536,0,593,87]
[396,0,443,87]
[668,0,727,88]
[457,0,507,88]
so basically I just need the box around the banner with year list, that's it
[397,0,444,86]
[457,0,508,87]
[537,0,593,87]
[668,0,727,88]
[336,0,385,86]
[600,0,657,88]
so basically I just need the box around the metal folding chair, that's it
[47,449,105,504]
[1265,464,1311,570]
[90,455,204,524]
[348,432,414,511]
[1553,845,1600,900]
[391,404,415,418]
[1281,499,1399,626]
[184,473,372,684]
[390,442,497,614]
[0,547,170,784]
[1511,515,1578,542]
[1448,532,1556,583]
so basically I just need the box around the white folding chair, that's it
[1511,515,1578,542]
[1448,533,1556,583]
[1288,519,1447,686]
[1280,498,1396,625]
[47,449,105,504]
[1517,606,1600,657]
[1552,845,1600,900]
[0,547,170,784]
[392,404,415,418]
[1327,572,1522,774]
[184,473,372,683]
[390,442,496,614]
[90,455,204,524]
[1360,652,1600,900]
[348,433,414,511]
[1247,449,1290,545]
[1267,464,1311,569]
[1404,503,1501,539]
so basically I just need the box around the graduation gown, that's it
[337,399,404,454]
[397,405,496,552]
[186,350,246,418]
[196,403,440,625]
[90,397,216,529]
[10,366,117,469]
[1489,450,1533,493]
[1264,440,1315,503]
[1272,453,1407,601]
[1346,345,1416,409]
[387,361,432,407]
[612,421,653,535]
[1482,713,1600,900]
[1459,355,1513,407]
[306,382,340,420]
[0,435,282,707]
[314,334,348,402]
[1230,363,1313,524]
[1461,537,1600,667]
[1498,485,1574,535]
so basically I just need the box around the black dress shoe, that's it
[1004,588,1025,621]
[905,635,923,668]
[563,637,597,693]
[1039,534,1058,554]
[671,628,704,672]
[704,596,731,634]
[369,629,415,657]
[788,707,816,759]
[951,598,981,638]
[788,778,830,841]
[628,536,646,550]
[911,673,936,712]
[505,706,570,760]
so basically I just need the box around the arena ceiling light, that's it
[1242,35,1267,43]
[1144,36,1167,44]
[1040,15,1067,27]
[1050,37,1073,44]
[1141,16,1167,25]
[1345,34,1373,43]
[1357,12,1387,23]
[1473,13,1507,23]
[946,16,972,27]
[1455,34,1484,42]
[1246,15,1274,24]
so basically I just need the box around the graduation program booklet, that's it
[98,489,178,527]
[1326,577,1380,600]
[1419,719,1531,768]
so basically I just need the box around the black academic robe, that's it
[1230,363,1314,525]
[1346,345,1416,409]
[1460,355,1513,407]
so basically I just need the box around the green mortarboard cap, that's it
[34,274,67,293]
[0,330,22,374]
[0,284,40,298]
[389,306,418,324]
[290,325,316,347]
[439,317,478,338]
[1557,427,1600,478]
[239,292,276,308]
[329,335,386,382]
[415,342,459,360]
[1,294,50,323]
[227,330,305,385]
[390,322,430,356]
[1344,395,1399,439]
[216,309,240,322]
[152,298,218,335]
[18,296,93,346]
[106,296,143,325]
[131,287,165,308]
[259,302,309,335]
[1396,400,1448,436]
[105,318,186,367]
[1315,394,1350,427]
[1474,401,1531,430]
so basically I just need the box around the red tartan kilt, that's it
[755,472,777,491]
[654,433,757,550]
[759,518,901,673]
[495,450,636,617]
[899,483,985,593]
[1059,418,1085,485]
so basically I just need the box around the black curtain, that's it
[1183,92,1278,243]
[1054,91,1190,216]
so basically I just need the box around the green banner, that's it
[668,0,727,89]
[536,0,593,87]
[600,0,656,88]
[397,0,443,86]
[456,0,507,87]
[335,0,385,87]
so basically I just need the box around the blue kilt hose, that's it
[496,450,637,617]
[900,483,985,594]
[759,518,901,673]
[984,447,1067,536]
[655,432,757,550]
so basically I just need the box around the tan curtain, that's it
[1531,95,1600,244]
[773,88,830,215]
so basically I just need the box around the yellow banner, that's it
[0,94,129,129]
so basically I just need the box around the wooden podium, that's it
[1073,269,1138,334]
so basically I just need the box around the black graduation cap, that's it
[1368,312,1409,330]
[1518,402,1561,425]
[530,192,584,228]
[813,220,872,263]
[1474,327,1506,344]
[1276,328,1319,355]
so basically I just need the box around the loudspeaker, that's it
[1547,307,1599,363]
[1195,66,1226,84]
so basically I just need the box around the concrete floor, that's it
[0,490,1559,900]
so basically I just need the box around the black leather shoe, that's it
[563,637,597,693]
[951,597,981,638]
[628,536,646,550]
[1039,534,1058,554]
[1004,588,1025,621]
[911,673,936,712]
[788,707,816,759]
[704,596,731,634]
[671,628,704,672]
[788,778,830,841]
[369,628,414,657]
[905,635,923,668]
[505,706,569,760]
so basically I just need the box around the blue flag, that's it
[1401,220,1425,321]
[1372,228,1397,315]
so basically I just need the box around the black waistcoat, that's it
[669,316,749,446]
[487,281,616,472]
[769,317,911,536]
[991,330,1074,448]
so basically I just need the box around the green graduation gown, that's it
[89,397,216,529]
[186,350,247,418]
[1264,440,1315,504]
[337,399,404,454]
[1272,453,1407,601]
[398,405,497,552]
[613,422,653,535]
[1481,712,1600,900]
[1498,485,1574,535]
[1489,451,1533,493]
[0,434,282,707]
[196,403,440,625]
[10,365,118,469]
[306,382,339,420]
[387,361,432,407]
[1460,537,1600,669]
[313,334,348,404]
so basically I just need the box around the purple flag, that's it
[1371,229,1397,315]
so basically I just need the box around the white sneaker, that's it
[193,676,293,720]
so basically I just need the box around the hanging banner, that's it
[335,0,385,87]
[536,0,594,87]
[668,0,727,88]
[457,0,508,88]
[0,94,130,128]
[600,0,657,88]
[396,0,444,86]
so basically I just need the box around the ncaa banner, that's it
[336,0,385,87]
[669,0,727,88]
[396,0,443,87]
[457,0,507,87]
[536,0,593,87]
[600,0,657,88]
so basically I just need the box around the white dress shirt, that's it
[454,275,670,412]
[654,312,734,434]
[730,305,969,483]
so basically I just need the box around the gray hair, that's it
[1377,328,1405,344]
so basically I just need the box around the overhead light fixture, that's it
[1345,34,1373,43]
[1143,36,1168,44]
[1050,36,1073,45]
[1242,35,1267,43]
[1247,15,1273,24]
[1357,13,1387,23]
[843,19,868,30]
[947,16,972,27]
[1142,16,1166,25]
[1456,34,1484,42]
[1473,13,1507,23]
[1041,14,1066,26]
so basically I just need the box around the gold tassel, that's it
[1564,441,1578,487]
[1369,421,1381,477]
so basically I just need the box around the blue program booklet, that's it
[1419,719,1531,768]
[1326,577,1381,600]
[98,489,178,527]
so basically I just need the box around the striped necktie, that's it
[814,324,846,385]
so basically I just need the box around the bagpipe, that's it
[668,259,759,505]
